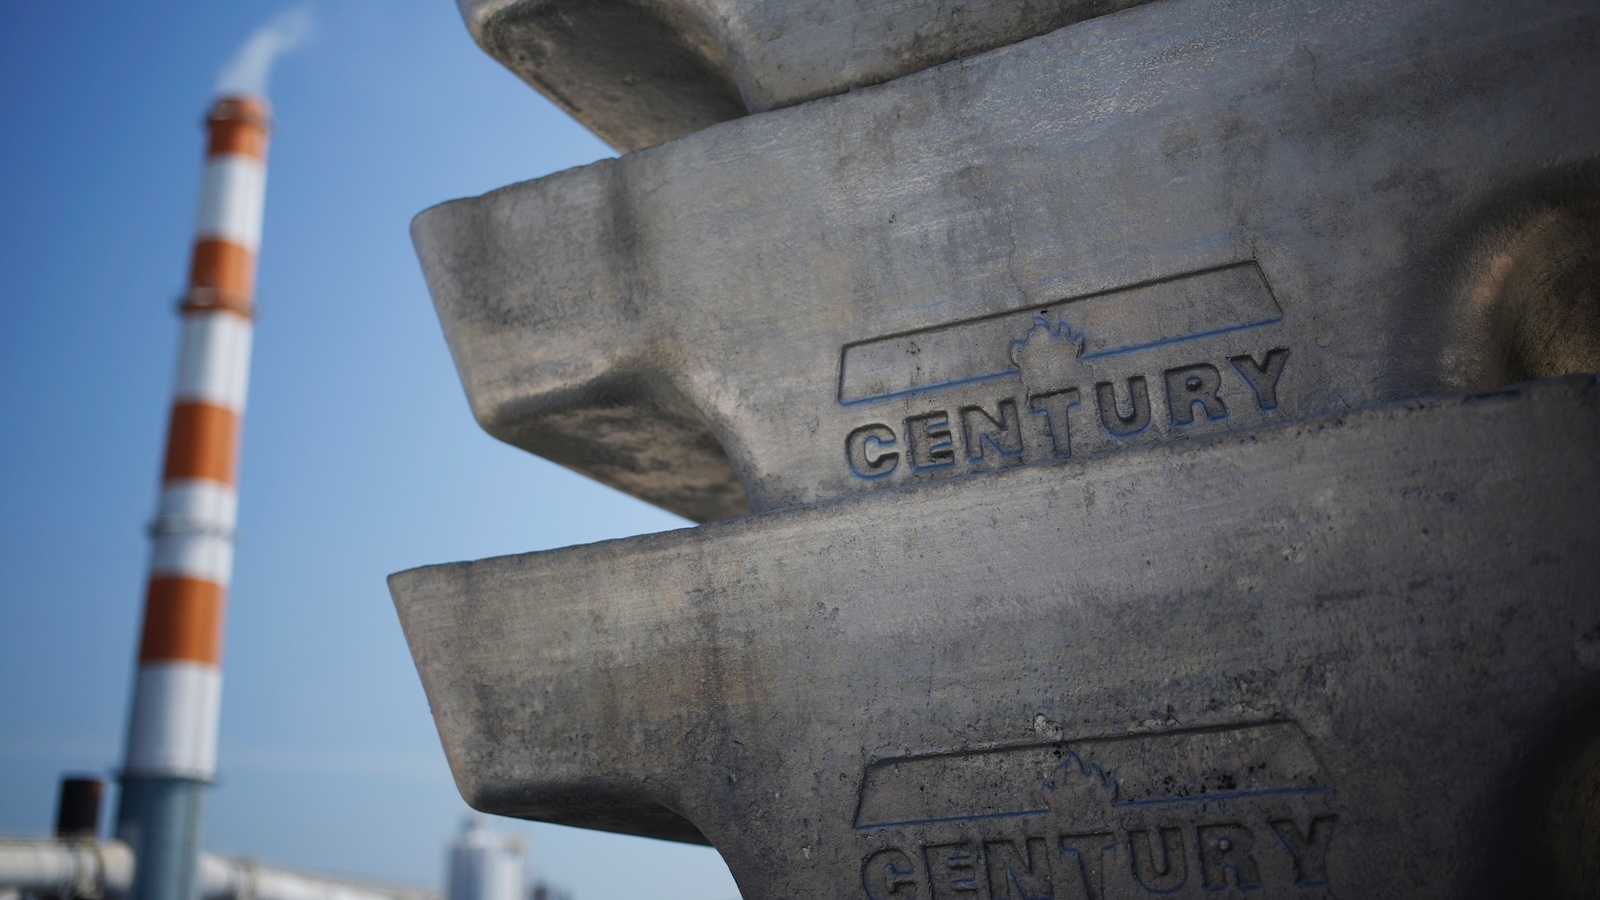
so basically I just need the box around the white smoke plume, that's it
[215,6,315,98]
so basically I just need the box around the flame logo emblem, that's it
[1009,314,1093,398]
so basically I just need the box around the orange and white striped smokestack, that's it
[117,94,269,900]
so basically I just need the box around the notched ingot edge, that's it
[390,374,1600,866]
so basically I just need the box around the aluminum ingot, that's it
[392,376,1600,899]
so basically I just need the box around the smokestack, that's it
[115,93,270,900]
[54,776,104,841]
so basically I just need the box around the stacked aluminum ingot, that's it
[393,1,1600,896]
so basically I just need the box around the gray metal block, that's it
[455,0,1159,151]
[391,375,1600,900]
[415,0,1600,523]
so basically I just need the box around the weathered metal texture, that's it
[455,0,1159,151]
[407,0,1600,895]
[415,0,1600,523]
[392,375,1600,900]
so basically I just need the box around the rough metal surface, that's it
[392,375,1600,900]
[405,0,1600,895]
[416,0,1600,522]
[455,0,1158,151]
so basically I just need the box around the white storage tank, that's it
[446,817,525,900]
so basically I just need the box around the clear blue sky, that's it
[0,2,738,896]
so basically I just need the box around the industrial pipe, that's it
[0,840,439,900]
[0,837,133,898]
[199,855,441,900]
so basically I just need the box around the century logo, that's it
[836,261,1293,482]
[854,724,1338,899]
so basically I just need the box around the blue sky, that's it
[0,2,738,896]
